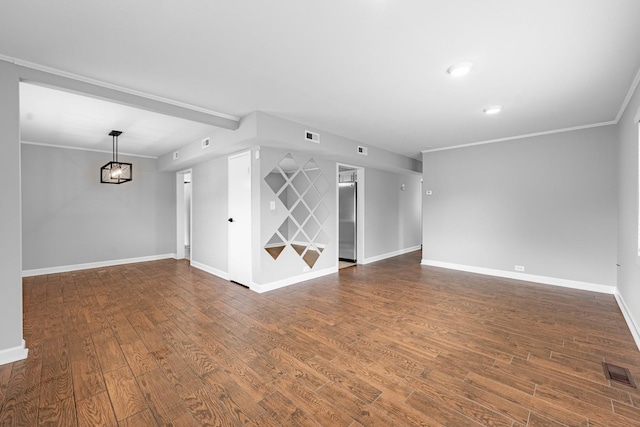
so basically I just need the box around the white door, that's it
[228,151,252,287]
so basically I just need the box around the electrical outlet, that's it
[201,137,211,149]
[515,265,525,272]
[173,151,179,160]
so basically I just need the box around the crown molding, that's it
[616,65,640,123]
[422,64,640,154]
[20,140,158,159]
[422,120,617,154]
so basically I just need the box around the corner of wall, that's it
[251,265,338,293]
[421,259,616,294]
[0,340,28,366]
[615,291,640,351]
[190,261,230,281]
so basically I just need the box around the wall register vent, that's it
[603,362,636,387]
[305,131,320,143]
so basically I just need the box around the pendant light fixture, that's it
[100,130,132,184]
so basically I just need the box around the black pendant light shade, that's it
[100,130,132,184]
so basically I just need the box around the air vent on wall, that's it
[357,145,368,155]
[305,130,320,143]
[201,137,211,149]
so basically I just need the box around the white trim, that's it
[176,169,193,261]
[0,54,239,122]
[228,150,252,160]
[422,121,617,154]
[363,246,421,265]
[264,243,285,249]
[617,66,640,123]
[190,261,230,281]
[22,254,175,277]
[0,340,28,366]
[336,163,365,265]
[420,259,616,295]
[251,266,338,293]
[20,140,157,159]
[615,291,640,352]
[227,150,253,287]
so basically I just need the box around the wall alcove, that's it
[263,153,330,268]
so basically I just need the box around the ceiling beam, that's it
[11,58,240,131]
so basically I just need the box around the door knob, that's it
[228,218,234,222]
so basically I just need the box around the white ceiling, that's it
[3,0,640,160]
[20,83,222,157]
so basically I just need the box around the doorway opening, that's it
[337,164,364,269]
[176,169,192,261]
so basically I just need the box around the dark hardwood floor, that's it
[2,251,640,426]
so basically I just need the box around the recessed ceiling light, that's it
[447,61,474,77]
[483,105,502,115]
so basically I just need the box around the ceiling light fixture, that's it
[483,105,502,115]
[100,130,132,184]
[447,61,474,77]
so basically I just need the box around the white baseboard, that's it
[615,291,640,352]
[22,254,176,277]
[0,340,28,366]
[190,261,230,281]
[251,266,338,293]
[363,245,421,265]
[420,259,616,295]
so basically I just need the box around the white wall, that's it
[363,168,422,262]
[422,125,618,289]
[0,61,26,363]
[616,77,640,346]
[21,144,176,271]
[191,156,228,275]
[184,181,192,246]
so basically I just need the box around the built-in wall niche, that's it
[264,154,329,268]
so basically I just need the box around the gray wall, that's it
[21,144,176,270]
[188,147,424,285]
[0,61,24,354]
[617,80,640,333]
[257,112,421,174]
[423,125,618,287]
[364,168,422,260]
[158,112,422,175]
[191,155,228,273]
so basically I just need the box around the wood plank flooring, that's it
[2,250,640,426]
